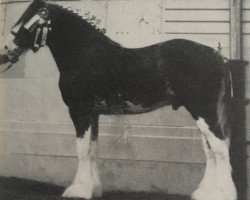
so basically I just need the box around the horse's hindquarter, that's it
[159,39,224,117]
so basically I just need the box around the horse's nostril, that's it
[0,54,9,65]
[4,45,8,50]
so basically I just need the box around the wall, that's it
[0,0,248,196]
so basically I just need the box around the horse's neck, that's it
[47,4,106,70]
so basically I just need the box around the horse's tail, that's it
[216,61,233,139]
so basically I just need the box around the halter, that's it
[11,6,51,52]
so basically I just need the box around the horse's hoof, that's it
[218,180,237,200]
[220,186,237,200]
[62,184,93,199]
[191,187,222,200]
[93,183,103,198]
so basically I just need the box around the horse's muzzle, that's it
[0,53,9,65]
[0,46,24,65]
[6,53,19,64]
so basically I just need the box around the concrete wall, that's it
[0,0,248,196]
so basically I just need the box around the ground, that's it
[0,177,190,200]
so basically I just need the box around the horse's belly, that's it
[92,82,179,115]
[93,98,173,115]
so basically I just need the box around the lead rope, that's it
[0,63,12,73]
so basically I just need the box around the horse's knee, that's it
[68,107,92,138]
[205,136,230,162]
[76,131,92,160]
[196,117,230,159]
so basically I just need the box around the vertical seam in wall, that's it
[230,0,242,59]
[1,4,7,36]
[160,0,163,34]
[105,0,108,32]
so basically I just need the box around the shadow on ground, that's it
[0,177,191,200]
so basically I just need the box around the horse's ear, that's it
[32,0,45,3]
[32,0,45,6]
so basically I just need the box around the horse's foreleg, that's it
[192,117,236,200]
[214,138,236,200]
[62,115,102,199]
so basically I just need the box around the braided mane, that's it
[48,3,107,37]
[62,6,106,34]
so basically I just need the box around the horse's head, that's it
[0,0,51,70]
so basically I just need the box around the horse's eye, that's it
[13,38,21,46]
[12,28,33,48]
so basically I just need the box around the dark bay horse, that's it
[0,0,238,199]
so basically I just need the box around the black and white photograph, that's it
[0,0,249,200]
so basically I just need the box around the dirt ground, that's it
[0,177,190,200]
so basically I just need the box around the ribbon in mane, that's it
[11,6,51,52]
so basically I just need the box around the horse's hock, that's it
[0,0,250,199]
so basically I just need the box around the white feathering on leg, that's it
[192,118,237,200]
[62,128,102,199]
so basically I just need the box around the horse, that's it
[0,0,240,199]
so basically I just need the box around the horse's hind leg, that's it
[62,114,102,199]
[192,117,236,200]
[192,135,217,199]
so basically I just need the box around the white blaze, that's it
[5,34,18,52]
